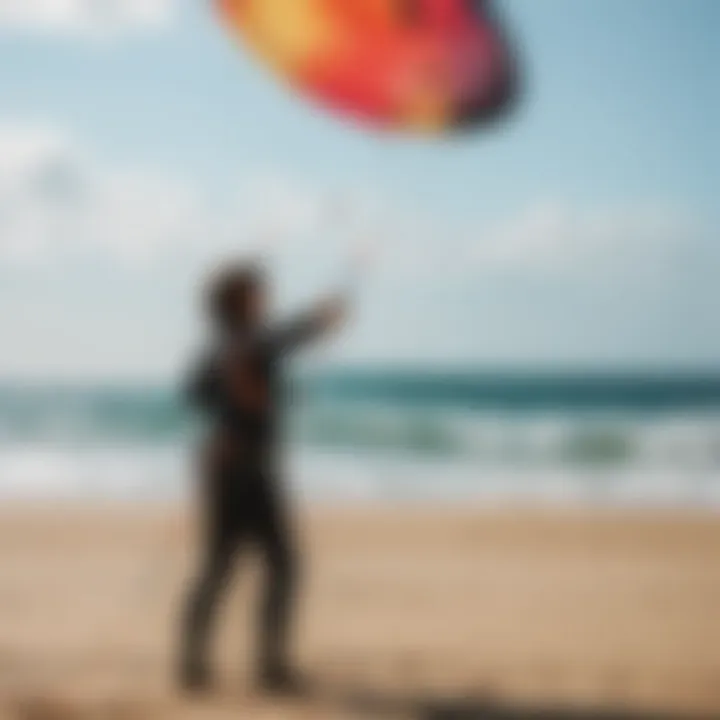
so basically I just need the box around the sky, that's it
[0,0,718,380]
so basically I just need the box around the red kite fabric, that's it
[217,0,518,134]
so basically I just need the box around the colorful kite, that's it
[217,0,518,134]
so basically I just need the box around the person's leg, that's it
[179,534,236,688]
[179,504,238,689]
[251,477,300,687]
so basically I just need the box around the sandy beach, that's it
[1,502,719,719]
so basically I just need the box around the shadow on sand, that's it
[332,688,701,720]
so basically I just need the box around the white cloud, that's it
[0,124,374,272]
[472,200,701,273]
[0,123,704,282]
[341,199,700,285]
[0,0,174,36]
[0,124,199,265]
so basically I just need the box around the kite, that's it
[216,0,519,134]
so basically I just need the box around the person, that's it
[178,261,347,694]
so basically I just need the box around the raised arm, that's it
[262,293,348,358]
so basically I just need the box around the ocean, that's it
[1,370,719,507]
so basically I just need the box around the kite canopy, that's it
[216,0,518,134]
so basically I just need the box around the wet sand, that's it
[1,503,719,719]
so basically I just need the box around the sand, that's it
[0,501,719,719]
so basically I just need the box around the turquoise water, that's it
[1,371,719,505]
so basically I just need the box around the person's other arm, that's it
[184,355,218,412]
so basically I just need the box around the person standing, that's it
[179,262,347,694]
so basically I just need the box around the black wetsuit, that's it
[179,311,325,683]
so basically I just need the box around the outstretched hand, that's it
[318,294,348,333]
[311,235,377,336]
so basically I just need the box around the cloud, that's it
[0,122,705,286]
[0,123,374,273]
[0,124,198,265]
[0,0,174,36]
[344,199,702,285]
[471,201,702,274]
